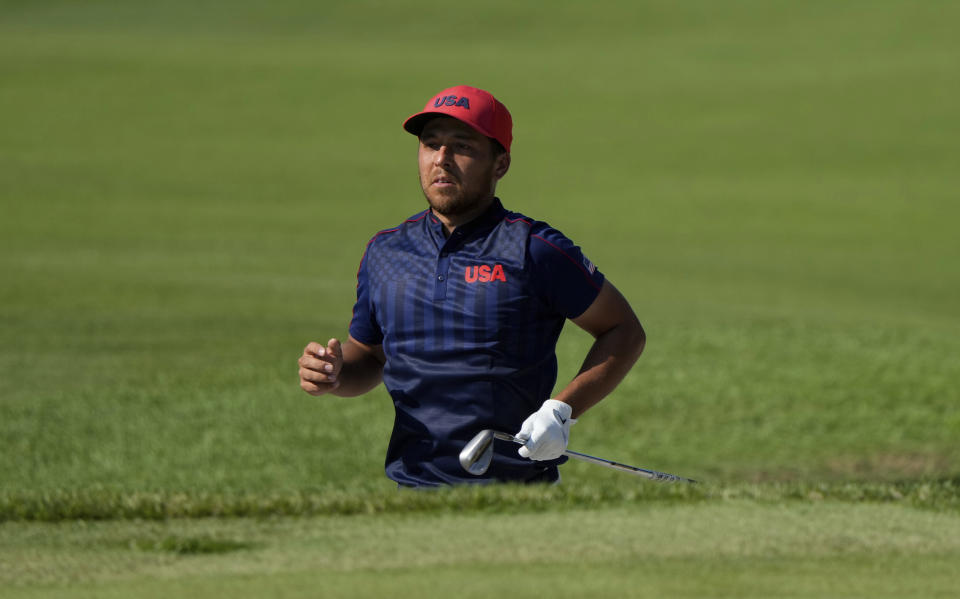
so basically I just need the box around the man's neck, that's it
[432,197,496,238]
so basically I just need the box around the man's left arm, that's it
[515,279,645,459]
[557,279,645,417]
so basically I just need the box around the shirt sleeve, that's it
[348,241,384,345]
[528,224,605,319]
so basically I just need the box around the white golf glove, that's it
[515,399,576,461]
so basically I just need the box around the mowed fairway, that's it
[4,502,960,598]
[1,0,959,596]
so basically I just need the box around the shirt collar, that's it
[462,197,507,232]
[427,197,507,250]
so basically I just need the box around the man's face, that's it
[418,117,509,218]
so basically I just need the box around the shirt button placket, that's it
[434,254,450,301]
[435,231,463,301]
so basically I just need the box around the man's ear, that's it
[494,152,511,180]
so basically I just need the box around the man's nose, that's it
[434,145,453,167]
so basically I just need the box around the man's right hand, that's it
[299,338,344,396]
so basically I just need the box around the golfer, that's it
[299,85,645,487]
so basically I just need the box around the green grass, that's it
[2,0,959,595]
[3,502,960,597]
[2,0,959,492]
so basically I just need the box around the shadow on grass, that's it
[129,534,256,555]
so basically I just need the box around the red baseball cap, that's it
[403,85,513,153]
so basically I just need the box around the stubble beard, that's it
[420,176,494,218]
[425,188,481,217]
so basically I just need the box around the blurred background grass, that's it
[1,0,958,495]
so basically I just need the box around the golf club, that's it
[459,429,697,483]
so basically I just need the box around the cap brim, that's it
[403,111,497,141]
[402,112,442,136]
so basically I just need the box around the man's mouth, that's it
[432,174,457,187]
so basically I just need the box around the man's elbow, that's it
[622,314,645,362]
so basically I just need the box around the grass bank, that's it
[2,479,958,522]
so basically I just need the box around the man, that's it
[299,85,645,487]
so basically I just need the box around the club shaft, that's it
[492,431,696,484]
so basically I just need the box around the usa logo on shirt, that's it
[465,264,506,283]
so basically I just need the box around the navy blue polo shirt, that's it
[349,198,605,487]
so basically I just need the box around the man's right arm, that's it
[299,336,385,397]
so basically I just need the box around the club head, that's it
[459,429,496,475]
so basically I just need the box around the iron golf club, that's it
[459,429,697,483]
